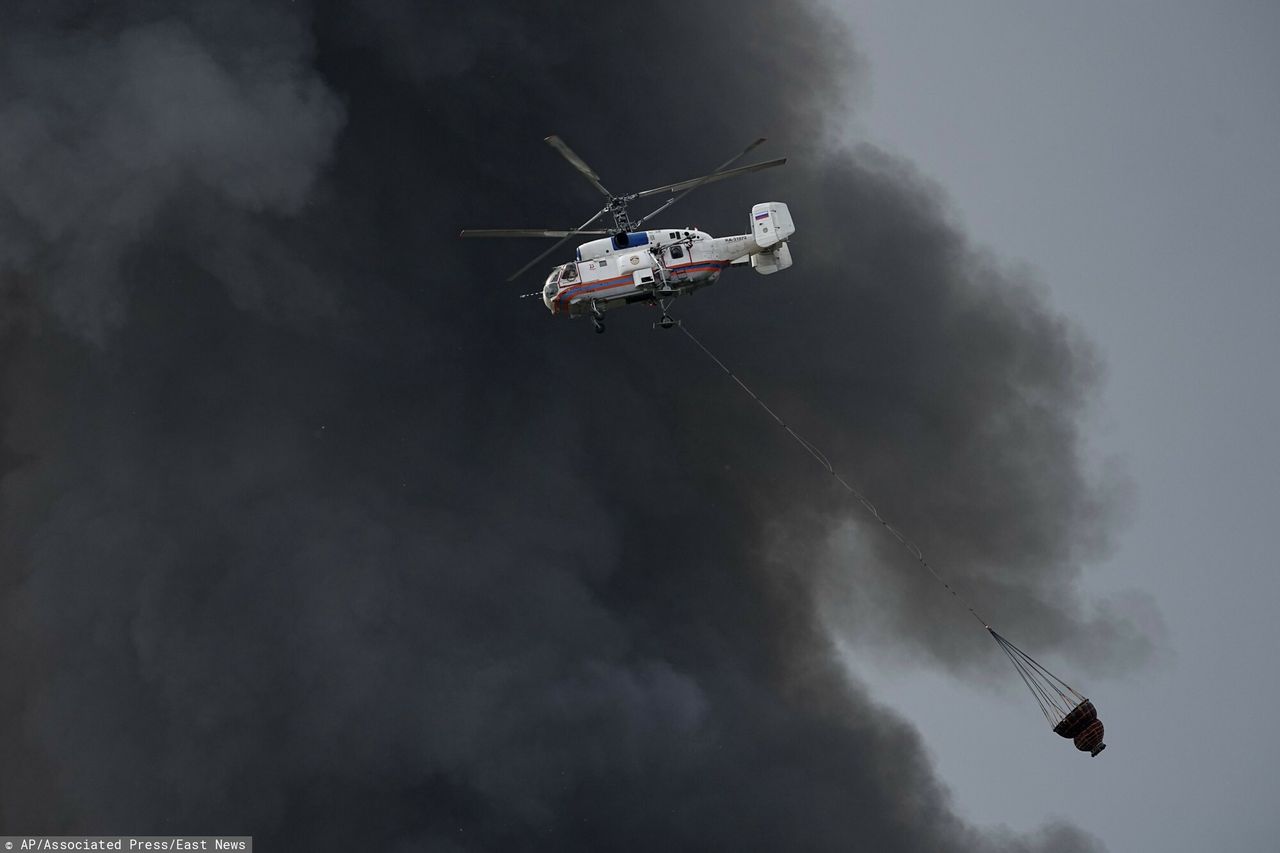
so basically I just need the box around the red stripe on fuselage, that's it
[554,260,728,308]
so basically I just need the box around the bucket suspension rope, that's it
[989,629,1084,724]
[678,324,1102,747]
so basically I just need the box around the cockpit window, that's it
[545,263,577,293]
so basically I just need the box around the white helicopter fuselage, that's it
[543,202,795,317]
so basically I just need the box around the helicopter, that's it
[460,135,795,333]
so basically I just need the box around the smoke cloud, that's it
[0,0,1155,849]
[0,0,343,341]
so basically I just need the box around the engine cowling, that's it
[576,231,651,262]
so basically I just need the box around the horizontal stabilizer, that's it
[752,242,793,275]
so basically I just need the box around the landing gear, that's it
[593,318,606,334]
[591,300,605,335]
[657,313,676,329]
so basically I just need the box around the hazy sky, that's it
[827,3,1280,851]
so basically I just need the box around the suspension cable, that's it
[678,322,991,628]
[678,322,1094,726]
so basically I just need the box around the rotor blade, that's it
[459,228,611,238]
[545,135,612,198]
[505,207,609,282]
[634,138,769,227]
[635,157,787,200]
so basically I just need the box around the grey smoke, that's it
[0,2,343,341]
[0,0,1156,849]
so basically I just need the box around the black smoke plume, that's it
[0,0,1155,849]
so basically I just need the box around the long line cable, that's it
[678,322,992,630]
[678,320,1112,725]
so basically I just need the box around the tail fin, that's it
[751,202,795,249]
[750,202,794,275]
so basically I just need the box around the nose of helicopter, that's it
[543,266,569,314]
